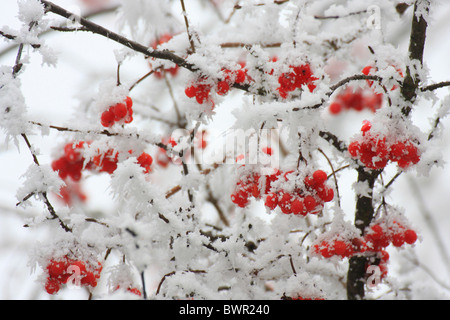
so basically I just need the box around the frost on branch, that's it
[16,164,64,208]
[0,67,28,141]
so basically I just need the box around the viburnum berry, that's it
[52,141,87,182]
[137,152,153,174]
[329,102,343,115]
[313,238,354,258]
[101,96,133,127]
[184,78,214,107]
[312,170,327,185]
[290,198,305,215]
[277,63,318,98]
[93,149,119,174]
[45,278,60,295]
[278,192,293,214]
[349,121,421,170]
[404,229,418,244]
[264,193,278,210]
[232,168,333,216]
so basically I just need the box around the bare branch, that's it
[421,81,450,92]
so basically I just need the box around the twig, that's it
[180,0,196,53]
[220,42,281,48]
[141,271,147,299]
[314,10,367,20]
[0,5,120,59]
[21,134,72,233]
[420,81,450,92]
[291,74,382,111]
[288,254,297,274]
[28,121,173,153]
[164,74,183,126]
[39,1,196,72]
[129,69,156,92]
[318,148,341,208]
[318,131,347,153]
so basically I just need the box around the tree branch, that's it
[420,81,450,92]
[347,167,381,300]
[39,0,196,72]
[400,0,430,116]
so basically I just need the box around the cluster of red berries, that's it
[265,170,334,215]
[277,64,318,99]
[313,238,360,259]
[51,141,87,182]
[149,33,179,79]
[313,220,417,263]
[45,257,102,295]
[364,221,417,281]
[51,141,154,205]
[52,141,154,179]
[328,87,383,115]
[231,171,278,208]
[364,220,418,251]
[348,121,421,170]
[185,77,214,106]
[101,96,133,128]
[231,169,334,216]
[184,62,250,107]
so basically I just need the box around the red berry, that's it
[231,189,249,208]
[369,224,383,240]
[312,170,328,185]
[318,241,332,258]
[317,186,334,203]
[303,195,317,212]
[348,141,360,157]
[101,109,115,127]
[290,198,305,215]
[329,102,343,114]
[217,81,230,95]
[361,120,372,134]
[137,152,153,173]
[45,278,61,295]
[113,103,128,121]
[265,193,278,210]
[234,69,246,83]
[333,240,347,256]
[392,232,405,247]
[47,260,67,278]
[404,229,417,244]
[185,86,197,98]
[278,192,293,214]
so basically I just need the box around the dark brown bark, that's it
[400,1,429,116]
[346,167,380,300]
